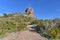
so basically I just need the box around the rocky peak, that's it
[25,7,35,19]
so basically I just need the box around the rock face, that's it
[25,7,35,19]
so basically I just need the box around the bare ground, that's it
[1,25,47,40]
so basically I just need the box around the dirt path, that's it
[2,25,47,40]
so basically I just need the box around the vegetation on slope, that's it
[0,12,60,40]
[32,19,60,40]
[0,13,32,36]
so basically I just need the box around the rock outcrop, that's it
[25,7,35,19]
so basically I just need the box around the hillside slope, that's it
[2,24,47,40]
[0,13,33,37]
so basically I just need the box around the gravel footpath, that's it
[1,30,47,40]
[1,25,47,40]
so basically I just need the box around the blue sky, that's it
[0,0,60,19]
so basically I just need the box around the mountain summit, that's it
[25,7,35,19]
